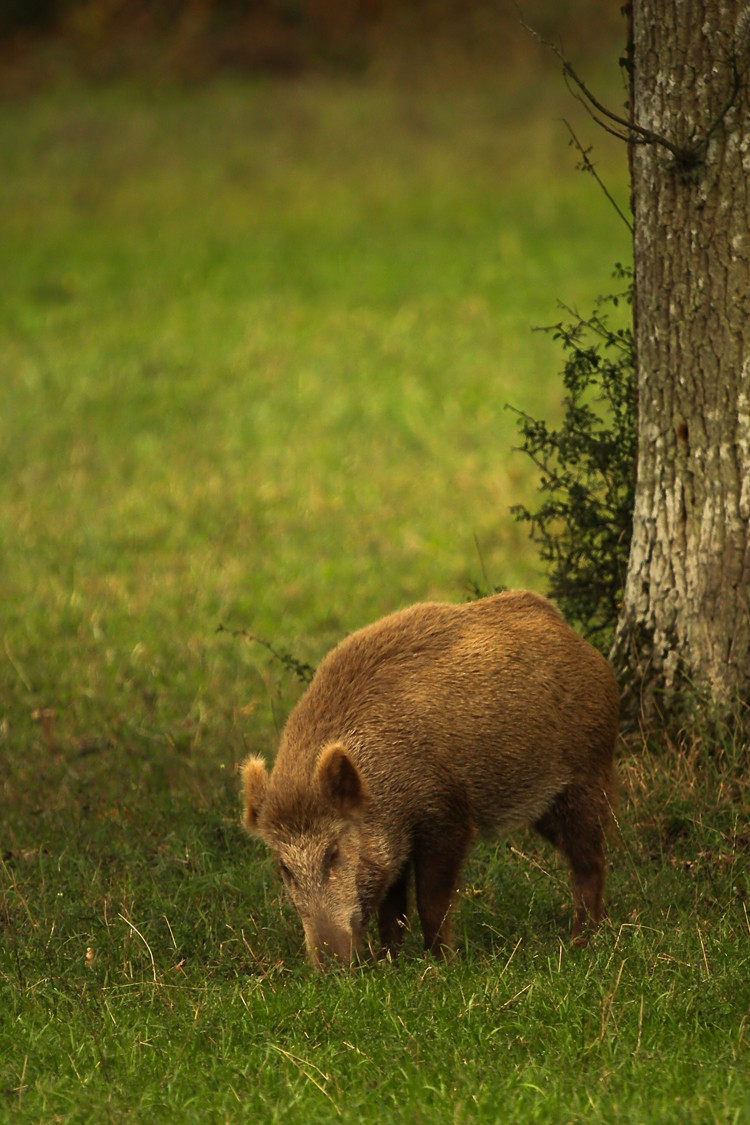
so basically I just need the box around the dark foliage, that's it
[509,265,635,649]
[217,624,315,684]
[0,1,625,79]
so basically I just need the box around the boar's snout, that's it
[304,914,363,971]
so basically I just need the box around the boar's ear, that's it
[241,755,269,833]
[316,743,368,817]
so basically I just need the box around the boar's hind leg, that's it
[533,784,609,944]
[413,823,473,956]
[377,871,409,957]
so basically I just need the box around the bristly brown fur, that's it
[240,590,620,966]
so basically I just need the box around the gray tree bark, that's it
[613,0,750,724]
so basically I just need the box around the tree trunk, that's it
[613,0,750,725]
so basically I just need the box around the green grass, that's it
[1,72,634,765]
[3,743,749,1123]
[2,69,748,1123]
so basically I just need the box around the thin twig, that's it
[520,17,682,154]
[217,624,315,684]
[563,119,633,234]
[522,15,746,171]
[560,56,682,154]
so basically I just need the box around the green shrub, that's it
[509,264,635,648]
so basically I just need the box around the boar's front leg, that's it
[413,820,474,956]
[377,870,409,957]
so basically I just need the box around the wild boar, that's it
[241,590,619,968]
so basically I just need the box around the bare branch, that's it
[520,13,746,173]
[563,120,633,234]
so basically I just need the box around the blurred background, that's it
[2,1,623,86]
[4,22,749,1122]
[1,0,631,792]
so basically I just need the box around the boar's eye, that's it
[323,842,340,879]
[278,859,295,885]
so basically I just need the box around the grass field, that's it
[1,64,748,1123]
